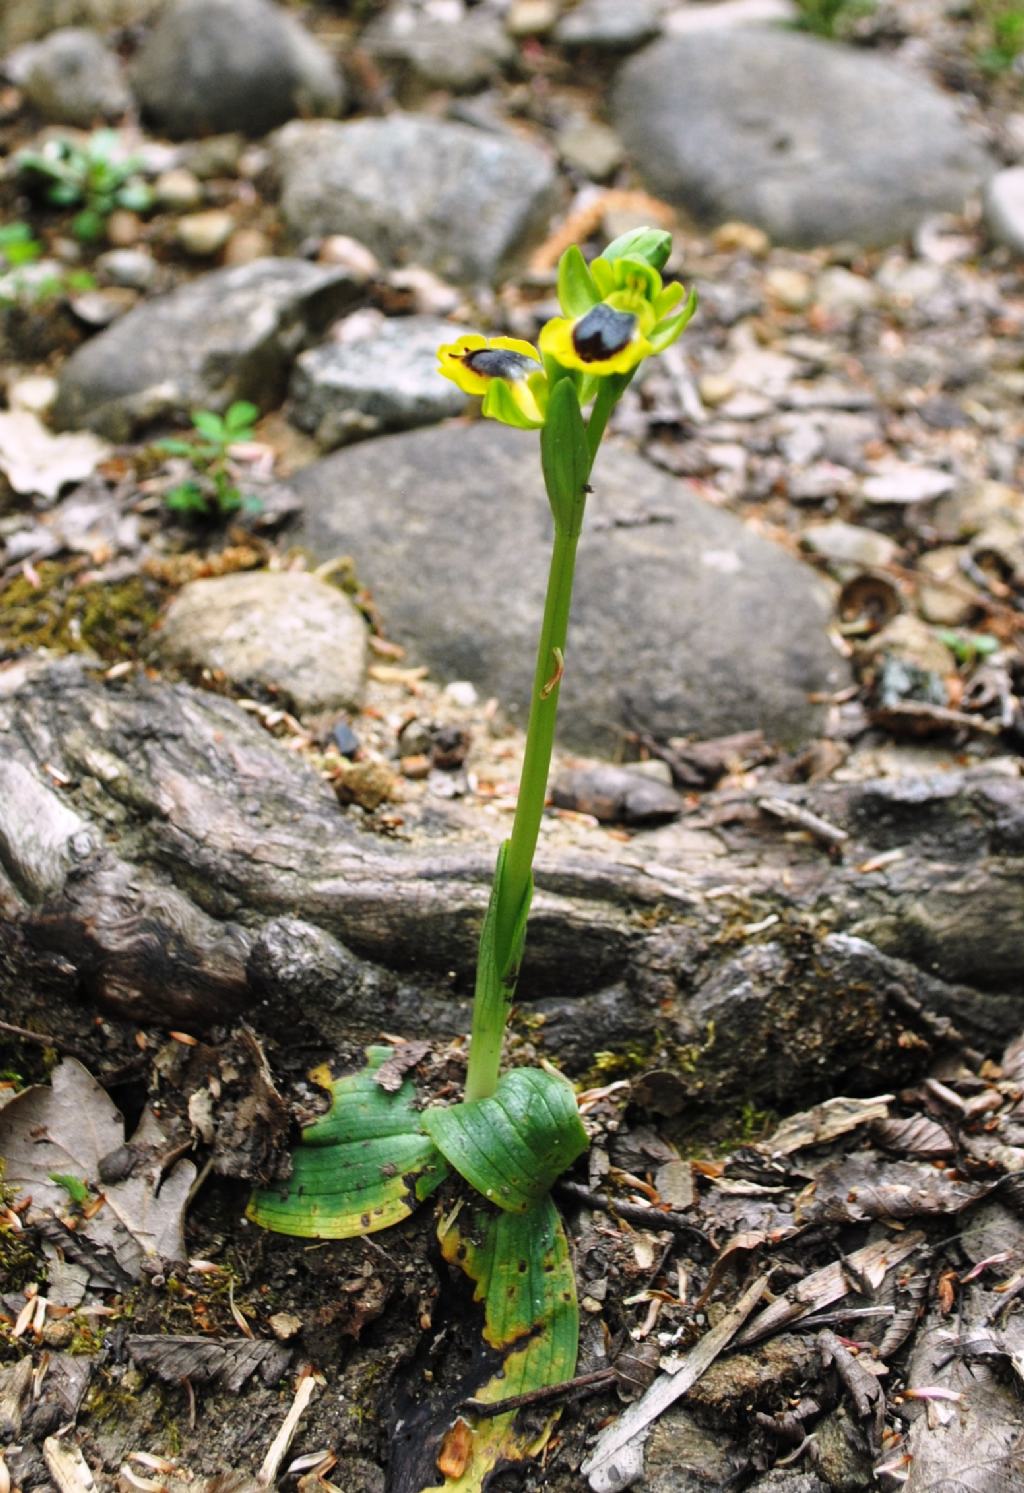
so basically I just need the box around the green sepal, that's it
[422,1066,588,1214]
[601,225,672,270]
[482,377,543,430]
[540,377,590,536]
[648,286,698,353]
[247,1046,448,1239]
[556,244,600,318]
[653,281,685,319]
[423,1198,578,1492]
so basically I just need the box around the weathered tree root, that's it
[2,657,1021,1105]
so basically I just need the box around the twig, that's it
[462,1368,616,1419]
[556,1180,712,1255]
[755,795,849,850]
[257,1368,320,1486]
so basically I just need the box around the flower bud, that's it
[601,227,672,271]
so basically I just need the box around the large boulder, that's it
[272,116,560,284]
[53,258,361,439]
[613,30,990,247]
[132,0,344,139]
[290,422,848,752]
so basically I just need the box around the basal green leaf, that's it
[540,377,590,536]
[422,1066,587,1213]
[424,1197,578,1493]
[248,1047,448,1239]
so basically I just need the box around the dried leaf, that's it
[0,411,110,501]
[0,1059,195,1281]
[873,1114,956,1160]
[795,1155,987,1226]
[373,1040,432,1093]
[762,1095,893,1156]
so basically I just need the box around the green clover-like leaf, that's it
[247,1046,448,1238]
[422,1066,587,1214]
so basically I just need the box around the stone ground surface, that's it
[1,1,1023,1491]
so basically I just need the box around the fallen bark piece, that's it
[734,1232,925,1348]
[582,1273,768,1492]
[127,1335,292,1391]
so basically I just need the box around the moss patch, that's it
[0,560,165,661]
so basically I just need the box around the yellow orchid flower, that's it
[437,334,546,428]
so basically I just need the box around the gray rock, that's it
[291,422,847,752]
[0,0,151,52]
[557,118,625,181]
[663,0,797,31]
[132,0,344,139]
[272,115,559,284]
[362,11,512,93]
[53,258,360,439]
[613,30,990,247]
[289,315,469,449]
[9,28,132,126]
[985,166,1024,254]
[154,570,367,715]
[555,0,662,50]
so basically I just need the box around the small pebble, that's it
[331,719,360,758]
[400,753,432,779]
[506,0,559,36]
[154,166,204,212]
[105,210,142,247]
[766,266,813,312]
[96,247,157,290]
[269,1312,302,1342]
[318,235,381,282]
[443,680,478,708]
[176,209,236,258]
[223,227,273,265]
[712,221,770,256]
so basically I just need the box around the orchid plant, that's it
[250,230,696,1493]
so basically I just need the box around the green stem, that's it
[464,387,618,1102]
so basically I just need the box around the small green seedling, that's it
[975,0,1024,72]
[0,223,96,308]
[16,130,154,242]
[249,229,697,1492]
[0,223,43,268]
[49,1172,92,1207]
[157,402,261,519]
[937,628,1000,666]
[792,0,875,37]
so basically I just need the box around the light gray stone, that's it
[154,570,368,715]
[9,28,132,126]
[53,258,360,439]
[289,315,470,449]
[132,0,344,139]
[985,166,1024,255]
[613,30,991,247]
[557,118,625,181]
[272,115,560,284]
[803,520,900,570]
[95,248,158,290]
[290,422,848,752]
[362,11,512,92]
[663,0,797,31]
[555,0,662,49]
